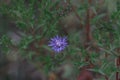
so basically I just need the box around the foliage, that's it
[0,0,120,80]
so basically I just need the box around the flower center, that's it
[56,40,61,46]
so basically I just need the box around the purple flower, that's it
[48,35,68,53]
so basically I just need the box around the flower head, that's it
[48,35,68,53]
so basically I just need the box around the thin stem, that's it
[84,0,93,65]
[116,56,120,80]
[85,0,92,47]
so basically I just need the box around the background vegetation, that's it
[0,0,120,80]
